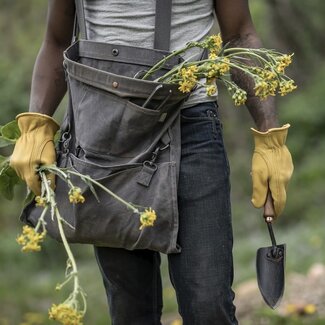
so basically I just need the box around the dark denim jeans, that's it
[94,102,238,325]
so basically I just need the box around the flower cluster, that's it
[49,303,83,325]
[68,187,85,204]
[16,225,46,252]
[35,195,48,207]
[279,80,297,96]
[143,33,297,106]
[205,34,223,59]
[285,303,317,316]
[178,65,199,93]
[275,54,293,73]
[139,208,157,230]
[229,86,248,106]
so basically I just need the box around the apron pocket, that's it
[21,157,180,254]
[71,82,162,158]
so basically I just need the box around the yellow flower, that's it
[263,69,277,81]
[279,80,297,96]
[180,65,198,79]
[206,59,230,78]
[171,320,182,325]
[206,84,217,96]
[139,208,157,230]
[268,79,279,96]
[254,80,270,100]
[286,303,317,316]
[208,51,217,60]
[232,88,247,106]
[69,187,85,204]
[251,67,277,81]
[304,304,317,315]
[49,304,83,325]
[178,80,195,93]
[276,54,293,73]
[35,195,48,207]
[178,65,198,93]
[16,225,46,253]
[218,58,230,75]
[207,34,223,52]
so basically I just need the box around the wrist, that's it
[16,112,60,135]
[251,123,290,135]
[251,124,290,148]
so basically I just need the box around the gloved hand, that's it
[251,124,294,218]
[10,112,60,196]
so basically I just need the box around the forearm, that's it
[227,33,279,131]
[29,41,67,116]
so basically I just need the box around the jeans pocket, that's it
[181,101,218,120]
[206,107,222,139]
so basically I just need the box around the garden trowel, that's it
[256,193,286,309]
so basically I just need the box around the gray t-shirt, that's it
[83,0,217,108]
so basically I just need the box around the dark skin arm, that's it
[215,0,279,214]
[214,0,279,131]
[29,0,75,116]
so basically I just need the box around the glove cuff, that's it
[16,112,60,136]
[251,123,290,148]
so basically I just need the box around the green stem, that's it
[55,207,80,302]
[39,169,85,314]
[42,165,140,215]
[67,170,140,214]
[141,42,200,80]
[141,48,185,80]
[223,47,281,56]
[34,206,48,233]
[225,51,273,67]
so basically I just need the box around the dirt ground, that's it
[235,263,325,322]
[162,263,325,325]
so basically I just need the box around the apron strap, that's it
[74,0,88,40]
[73,0,172,51]
[154,0,172,51]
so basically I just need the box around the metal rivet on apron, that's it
[112,48,119,56]
[112,81,119,88]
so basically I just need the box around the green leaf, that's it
[0,155,9,174]
[0,165,21,200]
[23,190,35,208]
[0,173,12,200]
[0,120,20,142]
[0,136,14,148]
[54,129,61,145]
[0,155,8,166]
[87,181,100,202]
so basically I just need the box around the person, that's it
[10,0,293,324]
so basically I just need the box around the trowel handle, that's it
[264,191,277,247]
[264,191,275,223]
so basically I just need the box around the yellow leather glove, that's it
[10,112,60,196]
[251,124,294,218]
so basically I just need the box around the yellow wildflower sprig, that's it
[49,303,84,325]
[16,224,47,252]
[139,208,157,230]
[16,194,48,252]
[142,33,297,106]
[15,164,159,323]
[38,171,86,325]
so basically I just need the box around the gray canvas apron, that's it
[21,0,188,254]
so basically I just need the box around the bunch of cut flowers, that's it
[0,33,296,325]
[142,33,297,105]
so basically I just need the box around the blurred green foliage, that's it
[0,0,324,324]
